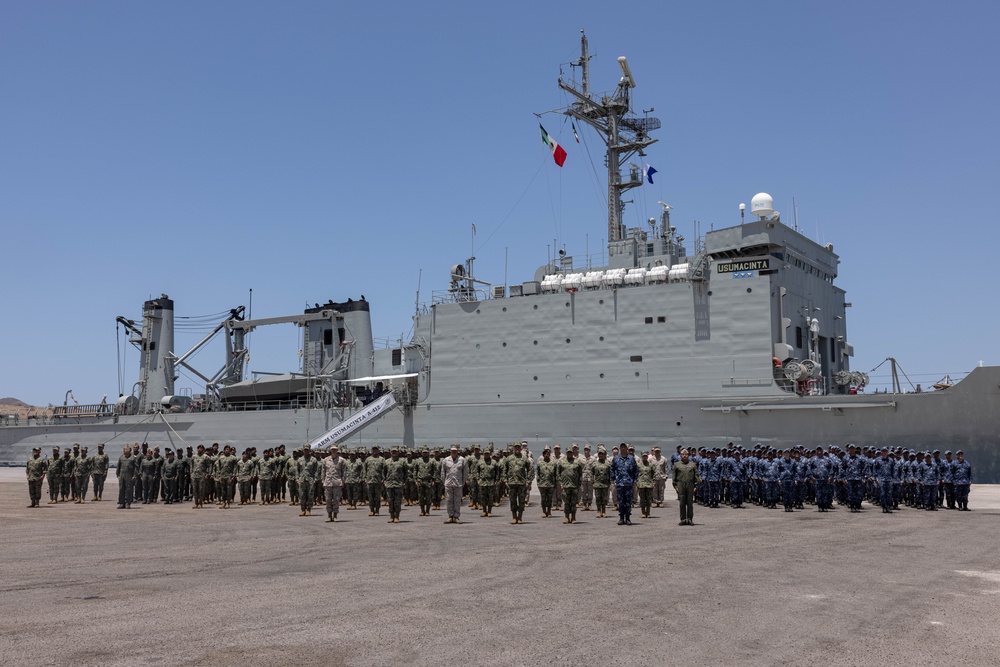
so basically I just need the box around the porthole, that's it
[599,373,605,379]
[565,374,571,380]
[533,340,538,346]
[746,288,752,293]
[533,304,538,310]
[566,302,570,307]
[502,342,507,347]
[476,309,481,313]
[707,291,713,296]
[599,336,605,342]
[502,307,507,312]
[533,376,538,381]
[565,338,571,344]
[635,372,640,377]
[475,343,480,349]
[599,299,604,305]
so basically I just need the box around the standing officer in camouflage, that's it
[60,448,74,501]
[636,450,656,518]
[536,446,557,518]
[46,446,63,504]
[591,446,612,517]
[651,446,669,508]
[578,444,595,511]
[556,447,583,524]
[502,441,531,524]
[413,448,439,517]
[345,450,364,510]
[236,450,256,505]
[476,448,502,517]
[364,445,387,516]
[116,445,139,509]
[26,447,47,508]
[672,448,699,525]
[190,444,210,508]
[382,446,408,523]
[321,445,348,523]
[296,444,321,516]
[91,443,109,501]
[162,449,181,504]
[73,447,93,504]
[140,449,158,504]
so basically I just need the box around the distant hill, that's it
[0,397,29,407]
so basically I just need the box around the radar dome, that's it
[751,192,774,219]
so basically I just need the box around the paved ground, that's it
[2,469,999,666]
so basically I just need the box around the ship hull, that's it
[3,366,998,481]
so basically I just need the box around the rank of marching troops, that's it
[26,439,974,519]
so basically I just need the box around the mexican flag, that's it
[539,124,567,167]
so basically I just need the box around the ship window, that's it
[644,317,653,324]
[600,373,605,379]
[795,327,803,349]
[323,329,333,346]
[338,328,346,343]
[599,336,604,342]
[502,342,507,347]
[647,243,655,254]
[391,348,402,366]
[533,340,538,345]
[149,341,156,351]
[630,355,643,362]
[657,316,666,323]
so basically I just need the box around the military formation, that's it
[25,440,975,523]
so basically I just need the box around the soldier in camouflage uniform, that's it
[69,444,82,500]
[382,446,408,523]
[162,449,181,504]
[190,444,210,508]
[116,445,139,509]
[296,444,321,516]
[412,448,439,517]
[345,450,363,509]
[140,450,158,504]
[257,449,276,505]
[578,444,595,511]
[91,443,110,501]
[26,447,47,507]
[476,449,501,517]
[60,448,74,501]
[364,445,387,516]
[536,446,557,518]
[321,445,348,522]
[236,450,255,505]
[651,446,669,508]
[551,444,564,510]
[591,446,612,517]
[502,442,531,524]
[556,447,583,524]
[636,450,656,518]
[74,447,93,504]
[404,449,418,507]
[46,446,63,504]
[217,445,239,509]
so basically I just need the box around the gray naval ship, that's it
[2,34,998,480]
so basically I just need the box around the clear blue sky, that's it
[2,1,997,405]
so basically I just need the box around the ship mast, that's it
[559,30,659,243]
